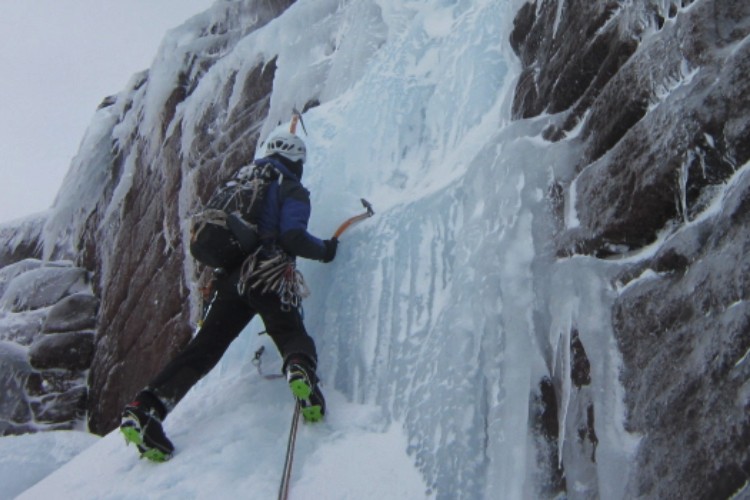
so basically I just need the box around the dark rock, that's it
[580,403,598,463]
[570,329,591,388]
[510,0,635,121]
[612,181,750,498]
[530,377,567,498]
[537,377,560,442]
[572,1,750,253]
[512,0,750,255]
[98,95,117,109]
[25,370,82,397]
[28,331,95,371]
[650,248,690,275]
[302,99,320,113]
[30,386,87,425]
[0,422,38,437]
[43,292,98,333]
[511,0,750,497]
[0,262,92,435]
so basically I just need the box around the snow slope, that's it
[12,335,429,500]
[0,430,97,499]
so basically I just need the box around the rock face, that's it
[43,293,98,333]
[0,0,294,435]
[511,0,750,497]
[76,0,293,434]
[613,185,750,499]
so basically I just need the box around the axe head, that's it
[360,198,375,216]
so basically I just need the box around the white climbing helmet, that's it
[264,131,307,163]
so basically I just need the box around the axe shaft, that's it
[289,114,300,134]
[332,199,374,239]
[333,213,370,239]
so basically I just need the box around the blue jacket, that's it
[254,156,327,261]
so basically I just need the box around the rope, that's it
[278,402,301,500]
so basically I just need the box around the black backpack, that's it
[189,162,279,269]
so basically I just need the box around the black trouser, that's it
[142,269,317,414]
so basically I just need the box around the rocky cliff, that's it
[0,0,294,435]
[511,0,749,497]
[81,0,294,434]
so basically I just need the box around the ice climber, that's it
[120,131,338,461]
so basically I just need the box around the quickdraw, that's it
[238,248,310,310]
[252,345,285,380]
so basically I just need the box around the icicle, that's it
[678,155,691,223]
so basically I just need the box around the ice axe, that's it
[289,107,308,136]
[333,199,375,239]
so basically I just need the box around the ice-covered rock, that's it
[0,213,46,268]
[612,164,750,499]
[28,331,95,372]
[0,260,96,434]
[511,0,750,497]
[1,263,88,313]
[42,292,98,334]
[0,341,32,435]
[0,309,45,346]
[0,258,44,299]
[29,386,88,426]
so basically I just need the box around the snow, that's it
[11,335,429,500]
[0,430,98,500]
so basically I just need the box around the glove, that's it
[321,238,338,263]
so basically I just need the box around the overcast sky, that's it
[0,0,216,224]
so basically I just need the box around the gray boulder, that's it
[1,265,88,313]
[43,292,98,333]
[28,331,95,372]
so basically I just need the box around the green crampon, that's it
[121,426,171,463]
[289,379,312,400]
[288,379,323,422]
[300,405,324,423]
